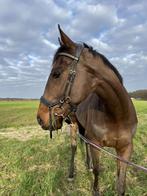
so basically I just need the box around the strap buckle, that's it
[69,70,76,75]
[59,99,64,104]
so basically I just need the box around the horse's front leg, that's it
[90,146,100,196]
[68,123,77,181]
[116,143,133,196]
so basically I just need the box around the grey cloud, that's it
[67,3,122,40]
[0,0,146,98]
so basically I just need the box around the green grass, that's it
[0,100,147,196]
[0,101,39,128]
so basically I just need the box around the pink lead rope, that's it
[79,133,147,173]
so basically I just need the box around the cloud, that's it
[65,2,123,40]
[0,0,146,98]
[89,38,113,53]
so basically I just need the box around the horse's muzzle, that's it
[37,115,63,131]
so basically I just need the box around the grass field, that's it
[0,100,147,196]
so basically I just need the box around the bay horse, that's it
[37,26,137,196]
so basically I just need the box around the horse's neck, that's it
[94,70,134,122]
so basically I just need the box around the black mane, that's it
[54,43,123,84]
[83,43,123,84]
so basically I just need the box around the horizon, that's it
[0,88,147,99]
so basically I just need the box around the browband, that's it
[58,52,79,61]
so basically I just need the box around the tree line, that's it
[129,89,147,100]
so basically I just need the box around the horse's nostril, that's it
[37,116,43,126]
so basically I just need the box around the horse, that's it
[37,25,137,196]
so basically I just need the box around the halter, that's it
[40,43,84,138]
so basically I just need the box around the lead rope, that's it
[79,133,147,173]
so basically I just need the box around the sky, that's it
[0,0,147,98]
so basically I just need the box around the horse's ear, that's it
[58,24,75,48]
[58,37,63,46]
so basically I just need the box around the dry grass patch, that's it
[0,126,48,141]
[28,163,52,172]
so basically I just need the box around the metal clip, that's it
[69,70,76,75]
[65,96,71,103]
[59,99,64,104]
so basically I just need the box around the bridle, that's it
[40,43,84,138]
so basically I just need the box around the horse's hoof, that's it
[67,177,74,182]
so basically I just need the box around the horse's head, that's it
[37,25,98,132]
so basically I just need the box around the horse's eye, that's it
[52,71,61,79]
